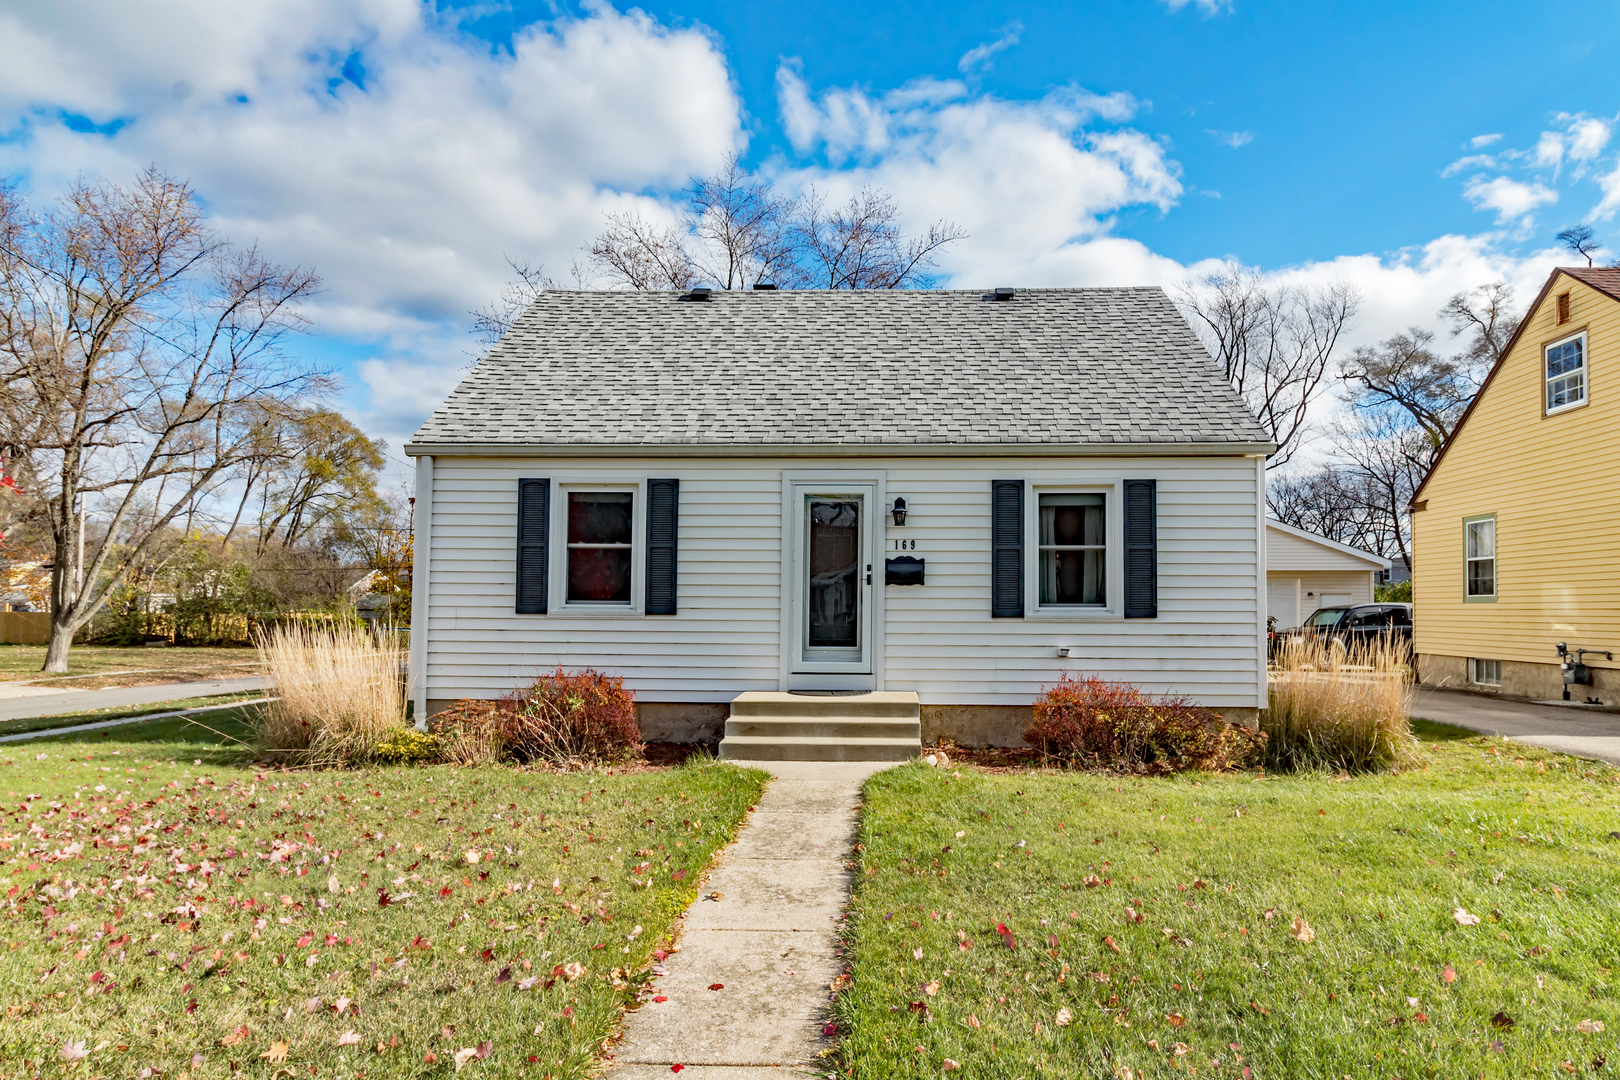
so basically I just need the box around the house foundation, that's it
[1417,653,1618,707]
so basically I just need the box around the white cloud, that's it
[1164,0,1233,14]
[1470,133,1503,149]
[0,0,743,335]
[1589,159,1620,222]
[1462,175,1558,224]
[1530,131,1565,171]
[1209,129,1253,148]
[1566,116,1611,162]
[1441,154,1496,178]
[958,22,1023,75]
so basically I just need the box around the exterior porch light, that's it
[891,497,908,526]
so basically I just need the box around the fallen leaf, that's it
[221,1027,249,1048]
[563,962,584,981]
[261,1041,289,1063]
[996,923,1017,949]
[1577,1019,1606,1034]
[670,1067,685,1074]
[652,994,667,1003]
[1173,1042,1190,1056]
[1453,907,1482,927]
[1442,965,1457,984]
[1167,1013,1186,1028]
[337,1032,361,1047]
[1056,1007,1073,1027]
[60,1040,89,1063]
[453,1047,478,1071]
[913,948,925,960]
[518,977,540,991]
[1290,917,1315,943]
[1491,1011,1515,1030]
[1103,935,1120,953]
[823,1021,837,1036]
[943,1060,960,1071]
[968,1014,981,1029]
[334,996,352,1015]
[924,980,941,997]
[1263,907,1276,921]
[1083,874,1104,888]
[708,983,724,991]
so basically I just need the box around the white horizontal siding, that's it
[1265,525,1382,572]
[421,454,1264,709]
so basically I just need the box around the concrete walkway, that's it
[611,760,893,1079]
[1412,686,1620,766]
[0,677,265,724]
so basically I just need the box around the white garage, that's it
[1266,519,1390,630]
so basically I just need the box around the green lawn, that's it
[840,721,1620,1079]
[0,692,268,738]
[0,712,768,1078]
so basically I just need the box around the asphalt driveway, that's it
[0,677,266,724]
[1411,685,1620,766]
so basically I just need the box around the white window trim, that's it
[1463,514,1496,601]
[551,480,645,616]
[1545,330,1588,415]
[1467,658,1502,687]
[1024,481,1122,620]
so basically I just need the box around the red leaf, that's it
[1103,936,1120,954]
[296,934,314,948]
[1442,965,1457,984]
[439,887,453,898]
[652,995,667,1003]
[377,889,392,908]
[708,983,724,991]
[481,949,495,963]
[996,923,1017,949]
[671,1067,685,1074]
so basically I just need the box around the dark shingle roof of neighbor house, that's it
[407,287,1273,452]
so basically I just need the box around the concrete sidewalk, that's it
[611,760,895,1079]
[0,677,266,724]
[1412,686,1620,766]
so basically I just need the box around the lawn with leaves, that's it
[839,722,1620,1079]
[0,713,768,1078]
[0,645,260,686]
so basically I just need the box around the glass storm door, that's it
[791,483,874,676]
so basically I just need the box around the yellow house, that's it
[1411,267,1620,702]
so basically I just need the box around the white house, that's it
[404,286,1275,757]
[1264,519,1390,629]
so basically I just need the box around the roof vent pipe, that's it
[993,287,1016,301]
[685,287,712,301]
[752,282,778,291]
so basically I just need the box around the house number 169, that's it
[892,539,917,550]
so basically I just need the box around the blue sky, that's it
[2,0,1618,473]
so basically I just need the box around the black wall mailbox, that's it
[885,555,925,586]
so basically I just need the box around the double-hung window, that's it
[1464,515,1495,600]
[566,491,634,604]
[1545,331,1587,413]
[1038,492,1106,606]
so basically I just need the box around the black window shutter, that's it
[1124,479,1157,619]
[515,478,549,614]
[991,479,1024,618]
[645,478,679,615]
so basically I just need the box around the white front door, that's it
[787,481,876,686]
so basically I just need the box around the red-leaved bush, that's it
[504,667,642,766]
[1025,674,1263,772]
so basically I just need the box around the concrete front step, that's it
[719,691,922,761]
[728,691,920,719]
[725,717,921,739]
[716,734,921,762]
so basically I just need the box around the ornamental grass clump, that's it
[1265,635,1415,772]
[253,622,406,765]
[1024,674,1264,772]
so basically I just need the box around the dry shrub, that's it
[428,700,507,766]
[254,623,406,766]
[1025,674,1264,773]
[1266,635,1414,772]
[505,667,641,767]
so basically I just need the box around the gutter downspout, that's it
[409,455,433,730]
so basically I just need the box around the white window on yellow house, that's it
[1468,658,1502,686]
[1464,516,1495,599]
[1545,331,1586,413]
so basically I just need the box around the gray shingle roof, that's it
[407,287,1272,451]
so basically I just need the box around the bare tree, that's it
[687,154,798,290]
[794,186,966,289]
[588,213,696,292]
[470,258,555,345]
[0,168,329,671]
[577,159,964,294]
[1176,268,1360,468]
[1556,224,1598,267]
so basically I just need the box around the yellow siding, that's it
[1413,273,1620,677]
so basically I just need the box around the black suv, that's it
[1272,602,1413,656]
